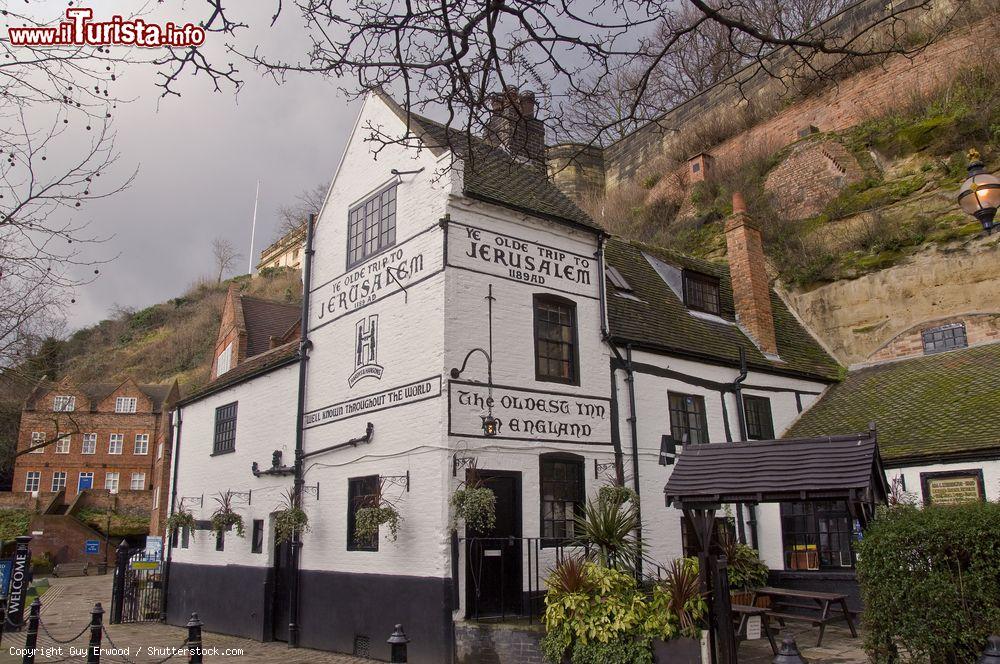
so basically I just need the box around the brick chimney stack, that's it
[485,87,546,170]
[725,192,778,356]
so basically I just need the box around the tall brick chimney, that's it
[485,87,545,170]
[725,192,778,356]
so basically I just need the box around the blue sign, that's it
[85,540,100,555]
[0,559,12,597]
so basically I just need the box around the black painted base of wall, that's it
[166,561,454,664]
[770,570,862,613]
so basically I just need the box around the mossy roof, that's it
[786,342,1000,462]
[604,238,843,382]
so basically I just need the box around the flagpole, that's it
[248,180,260,274]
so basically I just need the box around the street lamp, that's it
[451,285,500,437]
[958,149,1000,234]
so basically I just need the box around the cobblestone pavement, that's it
[0,575,369,664]
[739,622,868,663]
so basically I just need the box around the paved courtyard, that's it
[739,622,867,663]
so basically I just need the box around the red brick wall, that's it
[211,287,247,380]
[28,514,119,566]
[763,139,865,219]
[725,208,777,355]
[867,313,1000,363]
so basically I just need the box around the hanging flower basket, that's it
[166,510,196,537]
[355,505,401,542]
[211,491,245,537]
[597,483,638,507]
[273,506,310,544]
[450,486,496,533]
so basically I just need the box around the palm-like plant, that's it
[573,497,640,571]
[658,558,706,638]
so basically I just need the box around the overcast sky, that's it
[36,2,357,331]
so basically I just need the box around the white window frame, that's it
[51,472,67,492]
[78,472,94,490]
[24,472,40,492]
[53,395,76,412]
[115,396,137,414]
[30,431,45,453]
[217,341,234,376]
[108,433,124,455]
[134,433,149,455]
[54,435,71,454]
[157,442,163,459]
[105,472,120,493]
[82,433,97,455]
[153,486,160,509]
[130,472,146,491]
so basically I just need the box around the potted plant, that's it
[450,462,496,533]
[719,532,770,606]
[647,558,709,664]
[573,496,640,571]
[597,481,638,507]
[273,490,310,545]
[166,509,196,538]
[210,490,245,537]
[354,478,401,542]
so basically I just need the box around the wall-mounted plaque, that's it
[920,469,986,506]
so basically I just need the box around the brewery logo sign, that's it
[349,314,384,387]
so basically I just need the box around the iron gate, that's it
[110,544,163,623]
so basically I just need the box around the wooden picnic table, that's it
[749,586,858,647]
[731,604,778,655]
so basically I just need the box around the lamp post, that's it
[450,285,501,437]
[958,149,1000,234]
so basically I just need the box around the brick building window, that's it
[540,454,585,544]
[134,434,149,455]
[53,395,76,412]
[54,435,71,454]
[780,501,855,570]
[82,433,97,455]
[115,397,137,413]
[251,519,264,554]
[213,402,238,455]
[668,392,709,445]
[533,295,579,385]
[743,396,775,440]
[24,472,40,492]
[347,183,397,268]
[130,473,146,490]
[30,432,45,453]
[921,323,967,354]
[108,434,124,455]
[347,475,380,551]
[682,271,721,316]
[51,472,67,492]
[105,472,120,493]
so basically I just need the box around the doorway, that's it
[271,538,292,641]
[465,470,522,619]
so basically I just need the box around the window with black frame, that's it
[682,271,721,315]
[347,183,397,268]
[213,402,237,455]
[668,392,709,445]
[540,455,584,545]
[251,519,264,554]
[780,501,856,570]
[215,529,225,551]
[347,475,380,551]
[533,295,578,385]
[743,395,775,440]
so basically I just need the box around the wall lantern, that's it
[481,413,500,437]
[958,149,1000,234]
[451,284,501,437]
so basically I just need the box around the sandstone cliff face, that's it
[780,236,1000,366]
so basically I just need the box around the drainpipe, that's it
[161,407,182,618]
[731,348,758,549]
[624,344,642,579]
[288,214,316,648]
[595,236,625,485]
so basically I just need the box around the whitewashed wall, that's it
[887,459,1000,503]
[170,364,299,569]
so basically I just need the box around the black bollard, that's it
[387,624,409,663]
[21,599,40,664]
[87,602,104,664]
[979,635,1000,664]
[187,612,203,664]
[773,637,807,664]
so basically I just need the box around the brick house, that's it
[13,377,178,532]
[211,284,300,381]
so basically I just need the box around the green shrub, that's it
[856,501,1000,663]
[0,509,32,542]
[569,638,653,664]
[450,486,496,533]
[76,508,150,536]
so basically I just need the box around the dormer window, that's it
[921,323,967,354]
[53,395,76,412]
[347,182,397,268]
[682,271,720,316]
[605,265,633,293]
[115,397,137,413]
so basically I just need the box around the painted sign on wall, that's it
[449,381,612,444]
[349,314,384,387]
[311,226,443,330]
[304,376,442,430]
[921,470,986,506]
[447,222,598,298]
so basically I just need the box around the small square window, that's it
[115,397,137,413]
[24,472,40,492]
[744,396,775,440]
[683,271,721,316]
[53,395,76,412]
[134,434,149,455]
[130,473,146,491]
[54,435,70,454]
[82,433,97,455]
[51,472,67,492]
[108,434,124,455]
[921,323,967,354]
[30,432,45,453]
[105,472,120,493]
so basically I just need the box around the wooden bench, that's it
[750,587,858,647]
[731,604,778,655]
[53,562,89,577]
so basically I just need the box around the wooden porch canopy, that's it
[664,428,890,525]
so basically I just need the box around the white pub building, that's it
[164,90,844,662]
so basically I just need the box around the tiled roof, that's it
[786,343,1000,462]
[240,296,301,358]
[376,91,602,233]
[664,431,888,505]
[27,380,177,412]
[179,340,299,405]
[604,238,842,382]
